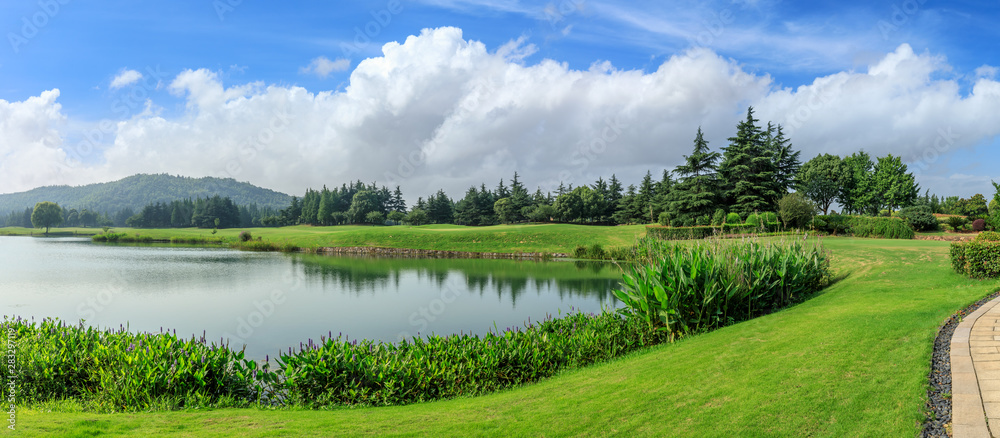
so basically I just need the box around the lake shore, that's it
[0,223,648,256]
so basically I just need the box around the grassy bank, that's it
[0,224,648,255]
[9,238,1000,436]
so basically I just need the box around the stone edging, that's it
[949,296,1000,437]
[924,291,1000,437]
[313,246,569,259]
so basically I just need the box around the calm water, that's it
[0,236,621,358]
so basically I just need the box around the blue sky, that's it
[1,0,998,201]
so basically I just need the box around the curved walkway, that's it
[952,296,1000,437]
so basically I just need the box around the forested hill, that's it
[0,174,292,214]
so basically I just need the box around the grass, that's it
[0,224,649,255]
[7,237,1000,436]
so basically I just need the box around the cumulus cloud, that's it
[299,56,350,78]
[2,27,999,200]
[110,69,143,89]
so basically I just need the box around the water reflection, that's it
[293,255,621,306]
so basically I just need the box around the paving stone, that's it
[953,423,991,438]
[979,379,1000,392]
[954,372,983,394]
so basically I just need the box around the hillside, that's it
[0,174,292,214]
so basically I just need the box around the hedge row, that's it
[951,240,1000,279]
[645,223,781,241]
[810,215,914,239]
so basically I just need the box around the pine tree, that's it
[668,127,721,224]
[765,123,801,202]
[637,171,657,223]
[607,174,623,221]
[718,107,779,217]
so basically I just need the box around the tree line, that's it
[277,107,921,228]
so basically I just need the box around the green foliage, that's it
[387,211,406,224]
[897,206,939,232]
[718,108,783,217]
[950,241,1000,278]
[656,212,670,226]
[847,217,914,239]
[31,201,63,234]
[613,238,830,341]
[238,231,253,242]
[989,199,1000,230]
[977,231,1000,242]
[745,213,761,227]
[761,212,778,223]
[366,211,385,225]
[278,310,663,407]
[406,209,429,226]
[645,224,764,240]
[946,216,968,231]
[798,153,843,214]
[809,214,850,235]
[725,212,742,224]
[572,243,607,259]
[667,127,721,225]
[711,209,726,226]
[3,317,267,412]
[777,192,815,229]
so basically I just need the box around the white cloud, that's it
[299,56,350,79]
[3,28,1000,201]
[110,69,143,90]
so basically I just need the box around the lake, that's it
[0,236,621,359]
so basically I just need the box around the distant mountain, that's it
[0,174,293,214]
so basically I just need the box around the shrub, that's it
[951,241,1000,278]
[848,217,914,239]
[946,216,968,232]
[646,224,756,240]
[973,219,987,232]
[573,243,606,259]
[745,213,761,227]
[279,310,664,407]
[811,218,827,231]
[761,212,778,223]
[238,231,253,242]
[778,193,816,229]
[712,209,726,226]
[977,231,1000,242]
[898,206,939,232]
[4,318,266,412]
[697,215,710,226]
[657,212,671,227]
[614,238,830,341]
[725,212,742,224]
[879,210,891,217]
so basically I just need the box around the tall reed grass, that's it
[613,237,830,340]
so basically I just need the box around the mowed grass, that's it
[8,237,1000,437]
[0,224,648,254]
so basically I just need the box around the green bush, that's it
[745,213,761,227]
[951,241,1000,278]
[238,231,253,242]
[657,212,671,227]
[977,231,1000,242]
[778,193,816,229]
[712,209,726,226]
[3,318,266,412]
[614,238,830,341]
[898,206,939,232]
[725,213,742,224]
[946,216,968,231]
[847,217,914,239]
[646,224,757,241]
[761,212,778,223]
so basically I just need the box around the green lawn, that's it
[0,224,649,254]
[6,237,998,436]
